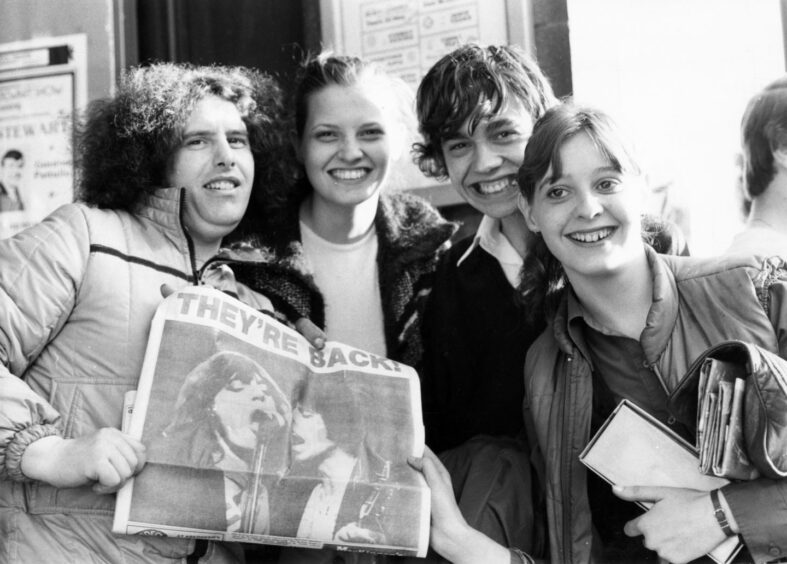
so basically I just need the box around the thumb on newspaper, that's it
[295,317,326,350]
[160,283,176,299]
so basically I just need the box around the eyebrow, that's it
[183,128,248,137]
[485,116,520,132]
[312,121,384,130]
[442,115,522,142]
[538,164,621,190]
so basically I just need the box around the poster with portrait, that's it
[0,34,86,238]
[114,286,430,557]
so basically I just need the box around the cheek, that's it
[300,141,325,169]
[370,141,395,168]
[444,154,469,182]
[504,143,528,166]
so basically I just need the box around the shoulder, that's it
[658,253,765,284]
[377,191,457,247]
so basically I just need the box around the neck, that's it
[302,194,379,244]
[190,238,222,270]
[567,248,652,339]
[498,212,535,258]
[747,180,787,233]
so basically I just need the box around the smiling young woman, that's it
[238,52,455,368]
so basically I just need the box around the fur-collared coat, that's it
[232,191,456,369]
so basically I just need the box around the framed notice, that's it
[320,0,519,91]
[0,34,87,239]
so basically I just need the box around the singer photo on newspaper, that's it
[113,286,430,557]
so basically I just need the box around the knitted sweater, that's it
[233,191,456,369]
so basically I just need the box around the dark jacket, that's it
[421,236,544,453]
[233,191,456,368]
[524,247,787,564]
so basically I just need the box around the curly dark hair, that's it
[414,44,558,180]
[75,62,295,214]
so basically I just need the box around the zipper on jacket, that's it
[177,189,201,283]
[647,361,669,394]
[560,351,575,563]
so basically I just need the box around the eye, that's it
[184,137,206,148]
[445,140,469,154]
[359,127,384,138]
[494,129,520,141]
[225,379,246,392]
[315,130,337,141]
[228,135,249,148]
[597,178,621,192]
[545,186,568,200]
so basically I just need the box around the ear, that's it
[517,193,540,233]
[773,146,787,171]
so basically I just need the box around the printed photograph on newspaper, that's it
[113,286,430,557]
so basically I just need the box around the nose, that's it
[575,189,603,218]
[472,142,503,173]
[215,138,236,168]
[338,136,363,161]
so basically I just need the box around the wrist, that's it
[710,488,738,536]
[510,547,536,564]
[443,525,510,564]
[5,423,61,482]
[715,488,740,534]
[19,435,65,483]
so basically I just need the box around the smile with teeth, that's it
[568,227,615,243]
[330,168,369,181]
[204,180,238,191]
[472,176,518,196]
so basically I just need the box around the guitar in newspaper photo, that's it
[113,286,430,557]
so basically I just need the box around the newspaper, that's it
[113,285,430,557]
[697,358,759,480]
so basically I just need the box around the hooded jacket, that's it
[233,191,456,369]
[0,187,246,564]
[524,247,787,564]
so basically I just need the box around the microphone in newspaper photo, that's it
[142,351,292,534]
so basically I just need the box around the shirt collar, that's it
[457,215,523,279]
[560,246,678,365]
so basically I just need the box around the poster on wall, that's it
[329,0,509,91]
[0,34,86,239]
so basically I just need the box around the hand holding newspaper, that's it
[113,286,430,557]
[580,400,742,564]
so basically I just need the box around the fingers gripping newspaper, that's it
[113,286,430,557]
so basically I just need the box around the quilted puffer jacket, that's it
[0,187,247,564]
[524,247,787,564]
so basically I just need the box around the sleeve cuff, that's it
[4,423,61,482]
[722,479,787,563]
[510,548,535,564]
